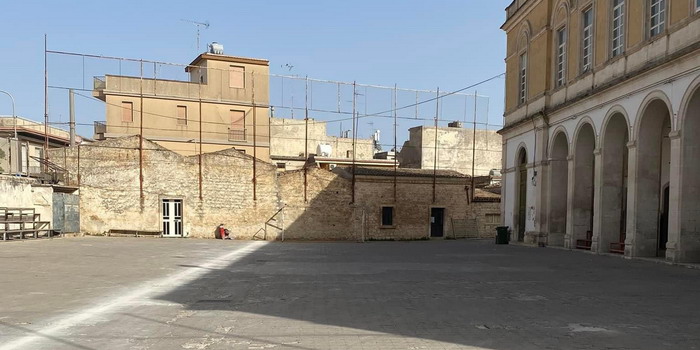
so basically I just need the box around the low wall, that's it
[0,175,53,225]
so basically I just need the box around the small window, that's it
[177,105,187,125]
[581,8,593,73]
[485,214,501,224]
[611,0,625,57]
[121,101,133,122]
[276,162,286,169]
[555,27,567,87]
[518,53,527,104]
[649,0,666,37]
[229,66,245,89]
[346,150,353,158]
[229,110,246,141]
[381,206,394,226]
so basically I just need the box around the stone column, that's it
[564,154,575,249]
[666,130,682,262]
[591,147,603,253]
[624,141,637,257]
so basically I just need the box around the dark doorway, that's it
[430,208,445,238]
[659,184,670,256]
[517,150,528,242]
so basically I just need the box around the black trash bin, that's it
[495,226,509,244]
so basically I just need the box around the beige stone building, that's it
[93,50,271,160]
[398,124,502,176]
[500,0,700,262]
[269,116,377,170]
[0,116,81,176]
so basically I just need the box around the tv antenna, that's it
[181,19,210,51]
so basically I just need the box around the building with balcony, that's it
[499,0,700,262]
[0,116,81,176]
[93,48,271,160]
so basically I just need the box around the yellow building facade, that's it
[94,52,271,160]
[500,0,700,263]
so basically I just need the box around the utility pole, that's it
[69,89,76,146]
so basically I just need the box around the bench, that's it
[576,231,593,250]
[610,232,626,254]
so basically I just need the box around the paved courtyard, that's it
[1,237,699,350]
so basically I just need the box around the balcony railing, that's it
[228,128,246,142]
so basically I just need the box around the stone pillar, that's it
[564,154,575,249]
[666,130,682,262]
[624,141,637,257]
[591,147,603,253]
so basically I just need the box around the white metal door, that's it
[162,199,183,237]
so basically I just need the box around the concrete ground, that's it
[1,238,699,350]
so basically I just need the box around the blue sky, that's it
[0,0,510,146]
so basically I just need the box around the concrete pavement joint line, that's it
[0,241,269,350]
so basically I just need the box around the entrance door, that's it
[162,199,183,237]
[430,208,445,238]
[518,166,527,242]
[658,185,670,255]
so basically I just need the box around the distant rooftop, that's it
[335,166,468,179]
[186,53,269,72]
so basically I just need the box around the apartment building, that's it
[93,45,271,160]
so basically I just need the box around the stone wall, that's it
[270,117,375,159]
[354,177,471,240]
[48,136,279,239]
[398,126,502,176]
[278,168,359,240]
[0,175,53,225]
[46,136,500,240]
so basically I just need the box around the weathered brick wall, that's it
[48,136,279,239]
[354,178,472,240]
[278,167,360,240]
[47,136,500,240]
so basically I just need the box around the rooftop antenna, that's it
[181,19,210,51]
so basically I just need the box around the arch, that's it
[633,90,674,141]
[514,141,529,167]
[551,0,571,26]
[677,77,700,262]
[515,145,529,242]
[571,116,597,153]
[516,20,532,53]
[548,125,570,158]
[599,105,631,149]
[571,121,596,248]
[676,74,700,132]
[599,111,630,253]
[632,91,673,258]
[547,130,570,246]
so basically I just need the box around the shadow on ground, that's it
[153,240,700,349]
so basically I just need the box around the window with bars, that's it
[556,27,567,87]
[611,0,625,57]
[649,0,666,37]
[121,101,133,122]
[581,8,593,73]
[518,53,527,104]
[176,105,187,125]
[229,110,246,141]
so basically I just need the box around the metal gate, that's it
[53,192,79,234]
